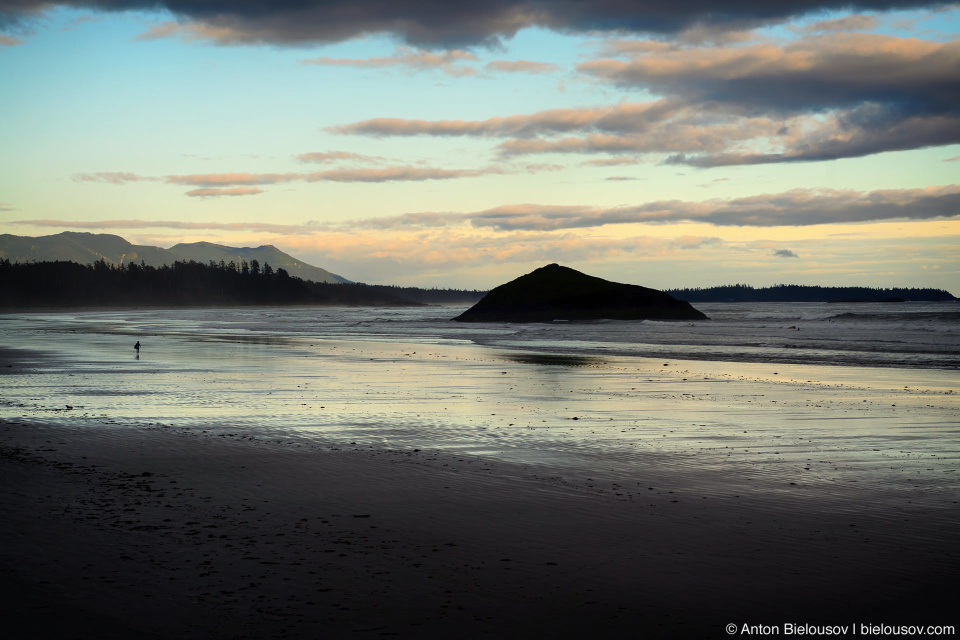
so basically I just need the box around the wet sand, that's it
[2,419,959,639]
[1,311,959,638]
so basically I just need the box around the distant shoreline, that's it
[668,284,956,303]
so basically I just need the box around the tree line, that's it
[667,283,956,303]
[0,259,484,308]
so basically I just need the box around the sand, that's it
[2,418,958,639]
[1,311,958,638]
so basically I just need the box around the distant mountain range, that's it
[0,232,349,284]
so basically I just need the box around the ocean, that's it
[1,302,958,505]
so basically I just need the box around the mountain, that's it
[0,232,349,284]
[454,263,707,322]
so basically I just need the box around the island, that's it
[453,263,708,322]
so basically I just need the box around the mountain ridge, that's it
[0,232,349,284]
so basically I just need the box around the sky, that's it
[1,1,958,291]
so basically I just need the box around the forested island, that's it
[0,259,484,309]
[668,284,956,303]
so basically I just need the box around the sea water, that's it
[1,303,958,506]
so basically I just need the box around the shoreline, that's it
[1,308,958,638]
[2,419,958,639]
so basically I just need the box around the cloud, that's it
[165,172,302,187]
[577,34,960,114]
[164,167,496,187]
[485,60,561,73]
[296,151,386,164]
[300,47,477,76]
[350,184,960,232]
[6,1,951,48]
[465,185,960,230]
[329,100,690,138]
[330,32,960,165]
[73,172,156,185]
[0,33,21,46]
[60,183,946,236]
[185,187,265,197]
[944,155,960,162]
[800,14,878,33]
[0,202,15,211]
[75,161,534,195]
[304,166,500,182]
[580,157,647,167]
[666,110,960,166]
[773,248,800,258]
[12,218,319,234]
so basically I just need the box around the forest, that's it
[667,283,956,303]
[0,259,485,308]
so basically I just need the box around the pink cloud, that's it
[185,187,265,197]
[296,151,385,164]
[165,172,302,187]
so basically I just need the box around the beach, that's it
[1,307,958,638]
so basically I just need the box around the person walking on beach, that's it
[134,341,140,354]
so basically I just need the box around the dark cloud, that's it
[331,32,960,166]
[330,184,960,232]
[577,34,960,115]
[1,1,953,47]
[460,185,960,230]
[773,249,800,258]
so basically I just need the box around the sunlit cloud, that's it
[165,172,302,187]
[296,151,386,164]
[580,157,647,166]
[304,166,502,182]
[329,99,688,138]
[185,187,265,197]
[75,161,558,195]
[24,184,960,237]
[0,33,22,46]
[485,60,561,73]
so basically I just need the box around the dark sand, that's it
[2,419,957,640]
